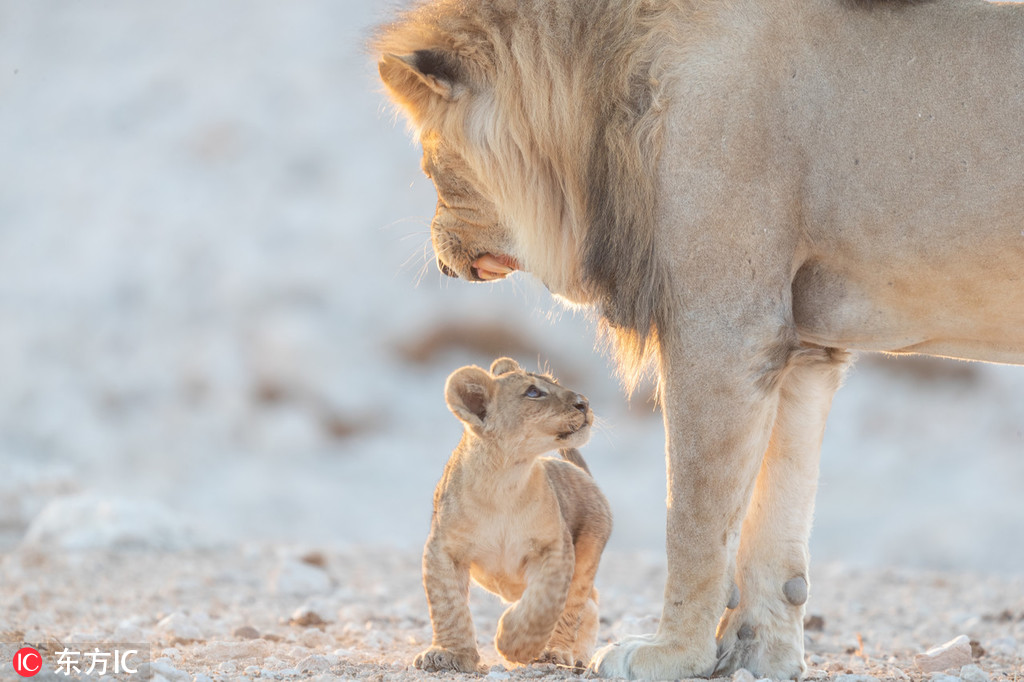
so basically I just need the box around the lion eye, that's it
[523,385,545,398]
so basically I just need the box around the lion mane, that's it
[374,0,677,389]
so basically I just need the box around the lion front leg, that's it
[415,535,481,673]
[715,349,851,680]
[590,328,788,680]
[495,532,574,665]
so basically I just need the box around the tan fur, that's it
[415,358,612,673]
[378,0,1024,678]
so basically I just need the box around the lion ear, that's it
[489,357,521,376]
[445,366,495,431]
[378,50,463,111]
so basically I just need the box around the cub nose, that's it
[573,395,589,413]
[437,259,458,278]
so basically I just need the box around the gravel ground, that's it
[2,546,1021,682]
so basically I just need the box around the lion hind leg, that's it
[715,348,851,680]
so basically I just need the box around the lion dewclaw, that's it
[783,576,808,606]
[413,357,613,674]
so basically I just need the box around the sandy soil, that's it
[2,545,1022,682]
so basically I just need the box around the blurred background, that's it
[1,1,1021,572]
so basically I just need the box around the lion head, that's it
[375,0,676,387]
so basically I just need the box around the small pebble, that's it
[928,674,960,682]
[959,664,990,682]
[731,668,756,682]
[300,627,334,648]
[299,651,331,671]
[233,625,260,639]
[150,659,189,682]
[156,612,203,644]
[916,635,973,673]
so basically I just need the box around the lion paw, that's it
[588,634,716,680]
[414,646,481,673]
[714,603,805,680]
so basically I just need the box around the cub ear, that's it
[490,357,521,376]
[445,366,495,429]
[378,49,463,110]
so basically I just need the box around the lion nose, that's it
[437,259,458,278]
[573,395,589,413]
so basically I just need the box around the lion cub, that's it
[414,357,613,673]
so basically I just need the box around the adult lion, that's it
[375,0,1024,678]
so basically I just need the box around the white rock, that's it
[486,670,511,680]
[834,676,879,682]
[300,627,334,648]
[959,664,990,682]
[21,494,204,551]
[263,656,288,670]
[270,559,331,596]
[928,674,961,682]
[290,599,333,626]
[363,628,393,649]
[731,669,756,682]
[916,635,973,673]
[156,613,203,643]
[151,659,190,682]
[218,661,237,674]
[298,655,332,673]
[193,675,214,682]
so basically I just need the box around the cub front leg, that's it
[495,531,574,664]
[541,532,607,668]
[416,534,481,673]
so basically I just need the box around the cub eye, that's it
[523,385,545,398]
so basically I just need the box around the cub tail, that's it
[558,448,592,476]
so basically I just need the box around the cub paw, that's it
[496,608,550,664]
[414,646,481,673]
[534,647,574,668]
[588,634,716,680]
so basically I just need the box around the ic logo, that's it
[12,647,42,677]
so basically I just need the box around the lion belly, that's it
[792,249,1024,364]
[783,0,1024,365]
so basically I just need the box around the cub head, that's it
[444,357,593,455]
